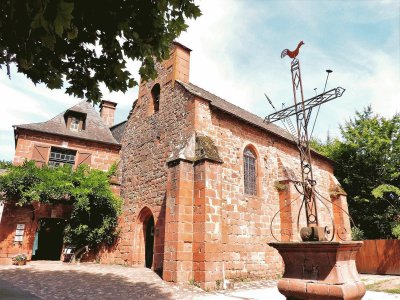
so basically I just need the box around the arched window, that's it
[244,147,257,195]
[151,84,160,113]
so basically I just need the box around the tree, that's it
[0,160,12,169]
[0,161,123,251]
[0,0,201,103]
[313,107,400,239]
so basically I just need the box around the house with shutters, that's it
[0,100,121,264]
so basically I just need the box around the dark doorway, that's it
[145,216,154,268]
[32,218,65,260]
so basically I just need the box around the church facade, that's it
[100,43,351,289]
[0,42,351,289]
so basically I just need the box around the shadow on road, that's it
[0,267,174,299]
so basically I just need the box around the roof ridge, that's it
[175,80,333,164]
[177,80,267,125]
[110,120,127,129]
[182,81,251,110]
[177,80,284,133]
[14,100,120,146]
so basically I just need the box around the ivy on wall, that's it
[0,161,122,248]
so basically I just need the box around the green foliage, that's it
[188,278,200,288]
[0,160,12,169]
[274,181,287,191]
[315,107,400,239]
[0,161,44,205]
[0,161,123,247]
[392,223,400,239]
[351,226,365,241]
[372,184,400,200]
[0,0,201,103]
[12,253,27,262]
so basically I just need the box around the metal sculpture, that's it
[265,42,346,241]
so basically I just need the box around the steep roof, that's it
[14,100,119,146]
[177,81,295,140]
[176,81,332,163]
[110,120,127,143]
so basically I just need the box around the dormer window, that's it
[64,110,87,131]
[151,83,160,113]
[70,117,80,131]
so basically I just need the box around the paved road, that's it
[0,278,40,300]
[0,261,398,299]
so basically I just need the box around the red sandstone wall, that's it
[13,130,120,171]
[110,44,195,270]
[0,203,72,264]
[1,130,120,264]
[104,42,350,289]
[192,95,351,281]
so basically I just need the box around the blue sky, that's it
[1,0,399,161]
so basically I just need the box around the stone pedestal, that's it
[268,242,365,300]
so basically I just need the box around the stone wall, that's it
[99,42,351,290]
[191,95,350,284]
[109,43,195,271]
[0,203,72,264]
[1,130,120,265]
[13,130,120,171]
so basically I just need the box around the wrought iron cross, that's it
[265,42,345,241]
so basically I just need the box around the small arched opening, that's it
[136,207,155,269]
[151,83,161,113]
[145,215,155,268]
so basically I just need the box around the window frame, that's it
[48,147,77,168]
[243,146,257,196]
[70,117,80,131]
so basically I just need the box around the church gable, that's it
[113,42,350,290]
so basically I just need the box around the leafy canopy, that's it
[312,107,400,239]
[0,0,201,103]
[0,161,123,247]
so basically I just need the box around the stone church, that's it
[101,42,351,289]
[0,42,351,290]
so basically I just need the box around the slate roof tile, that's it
[14,100,120,146]
[110,121,127,144]
[176,80,331,162]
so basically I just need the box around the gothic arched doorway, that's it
[145,215,155,268]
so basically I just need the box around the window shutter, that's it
[77,152,92,166]
[31,145,50,167]
[78,119,84,131]
[66,117,72,129]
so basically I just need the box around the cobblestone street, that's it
[0,261,278,299]
[1,261,399,300]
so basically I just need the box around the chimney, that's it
[99,100,117,127]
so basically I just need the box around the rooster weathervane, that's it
[265,41,346,242]
[281,41,304,61]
